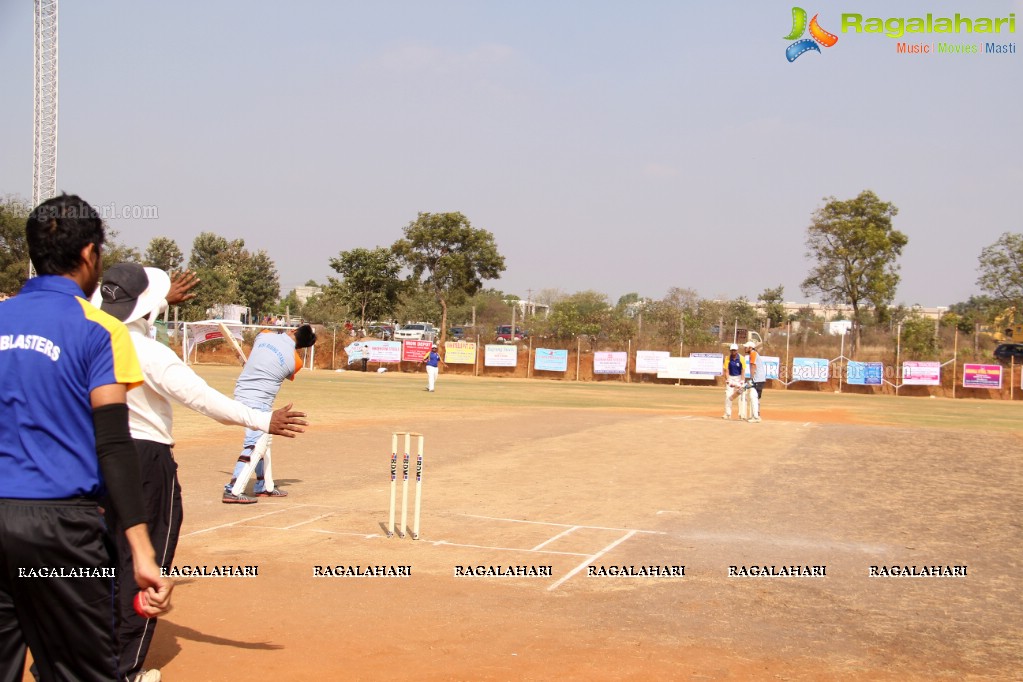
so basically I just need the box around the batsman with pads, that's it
[722,343,749,421]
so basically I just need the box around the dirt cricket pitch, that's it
[40,367,1023,680]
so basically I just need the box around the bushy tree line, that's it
[1,193,1019,356]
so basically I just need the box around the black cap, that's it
[99,263,149,322]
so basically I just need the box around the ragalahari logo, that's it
[785,7,839,61]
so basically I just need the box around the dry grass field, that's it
[33,365,1023,680]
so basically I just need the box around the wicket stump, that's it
[388,432,424,539]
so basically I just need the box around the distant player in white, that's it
[745,341,765,423]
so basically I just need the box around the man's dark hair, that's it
[26,194,105,276]
[294,324,317,349]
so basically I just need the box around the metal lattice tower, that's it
[31,0,59,278]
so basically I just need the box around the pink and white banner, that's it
[593,352,627,375]
[902,361,940,386]
[963,363,1002,389]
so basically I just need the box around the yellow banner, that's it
[444,341,477,364]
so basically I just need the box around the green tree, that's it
[725,297,758,329]
[330,247,402,330]
[616,292,641,309]
[277,289,301,319]
[899,314,938,358]
[801,190,907,353]
[179,265,238,321]
[101,227,142,269]
[446,288,508,336]
[300,282,349,325]
[180,233,246,320]
[238,249,280,318]
[189,232,245,271]
[178,232,281,321]
[537,290,607,341]
[0,196,31,295]
[393,285,442,327]
[759,285,786,327]
[977,232,1023,309]
[392,212,506,344]
[531,290,634,348]
[948,294,997,333]
[143,236,184,272]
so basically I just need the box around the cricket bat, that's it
[217,322,247,363]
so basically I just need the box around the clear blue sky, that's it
[1,1,1019,307]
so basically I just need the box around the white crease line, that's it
[243,525,378,539]
[431,540,590,557]
[463,514,662,535]
[547,530,637,592]
[531,526,580,551]
[182,505,307,537]
[277,503,341,508]
[803,422,813,427]
[283,513,333,530]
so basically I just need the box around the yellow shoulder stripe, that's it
[77,297,144,389]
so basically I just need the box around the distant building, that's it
[294,286,323,305]
[505,299,550,319]
[766,302,948,322]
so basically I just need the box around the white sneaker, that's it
[722,414,729,420]
[750,417,761,423]
[135,670,161,682]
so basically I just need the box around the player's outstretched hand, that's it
[167,269,200,305]
[269,403,308,438]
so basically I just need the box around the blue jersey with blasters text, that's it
[0,276,142,499]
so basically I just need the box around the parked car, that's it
[496,325,527,342]
[394,322,437,342]
[994,343,1023,363]
[449,326,466,340]
[368,324,394,340]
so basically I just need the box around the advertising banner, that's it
[444,341,477,365]
[368,340,401,363]
[902,361,940,386]
[656,357,716,381]
[846,361,883,386]
[689,352,723,376]
[402,339,433,362]
[484,344,518,367]
[534,348,569,372]
[963,363,1002,389]
[593,351,627,375]
[185,321,243,356]
[344,341,369,365]
[761,356,781,381]
[635,350,669,374]
[792,357,829,382]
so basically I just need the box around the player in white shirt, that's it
[94,264,307,682]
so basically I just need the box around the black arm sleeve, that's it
[92,403,147,529]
